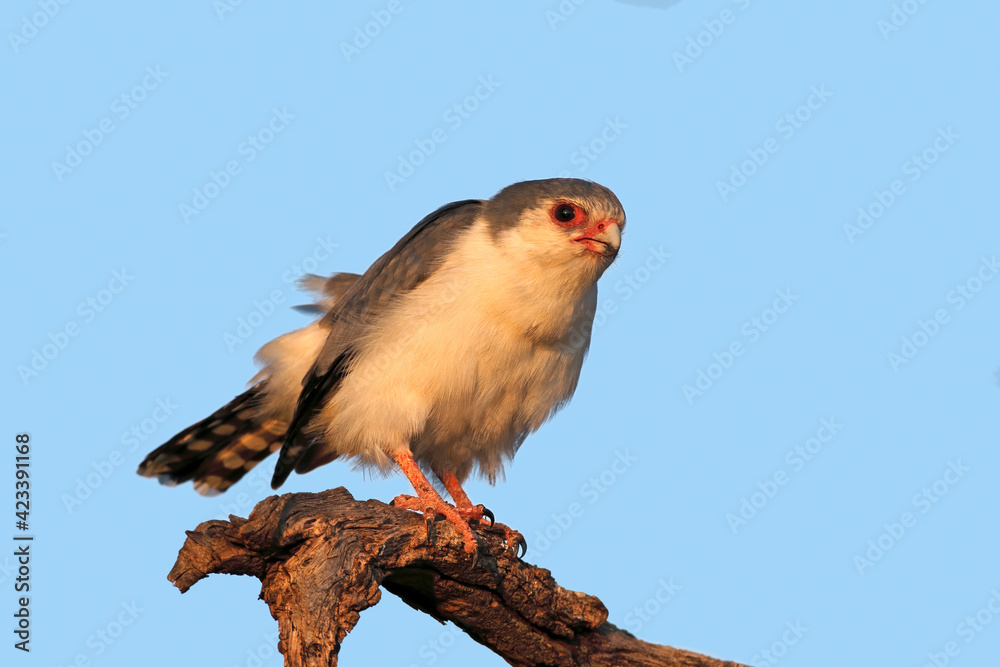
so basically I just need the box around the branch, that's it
[168,487,746,667]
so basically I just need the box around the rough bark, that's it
[168,487,746,667]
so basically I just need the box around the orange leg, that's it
[434,468,527,558]
[391,450,478,554]
[436,470,475,509]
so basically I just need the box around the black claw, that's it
[514,535,527,559]
[425,513,437,544]
[481,506,495,526]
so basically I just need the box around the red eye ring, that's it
[550,202,583,226]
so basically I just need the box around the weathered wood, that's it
[168,487,746,667]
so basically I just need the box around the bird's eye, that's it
[551,203,581,225]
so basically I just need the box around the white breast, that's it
[318,220,597,480]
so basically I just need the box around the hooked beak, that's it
[574,220,622,258]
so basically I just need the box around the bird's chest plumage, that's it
[402,274,593,475]
[331,224,597,478]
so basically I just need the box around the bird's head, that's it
[484,178,626,284]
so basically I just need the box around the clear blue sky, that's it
[4,2,999,666]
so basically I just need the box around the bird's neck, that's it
[444,223,600,345]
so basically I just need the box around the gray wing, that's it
[270,198,485,488]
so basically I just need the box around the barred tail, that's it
[136,384,287,496]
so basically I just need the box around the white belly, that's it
[318,225,597,480]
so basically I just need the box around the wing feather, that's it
[270,198,484,489]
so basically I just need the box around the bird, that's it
[137,178,626,554]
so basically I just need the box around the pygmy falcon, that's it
[138,178,626,554]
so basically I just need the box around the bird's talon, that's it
[477,518,525,558]
[391,492,478,554]
[425,513,437,542]
[481,506,495,526]
[511,532,527,558]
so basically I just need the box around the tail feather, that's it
[136,385,287,496]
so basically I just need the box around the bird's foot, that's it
[454,504,526,558]
[487,521,527,559]
[391,494,478,554]
[454,503,494,525]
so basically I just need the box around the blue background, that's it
[3,1,998,666]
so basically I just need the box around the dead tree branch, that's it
[168,487,746,667]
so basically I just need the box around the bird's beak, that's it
[574,221,621,258]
